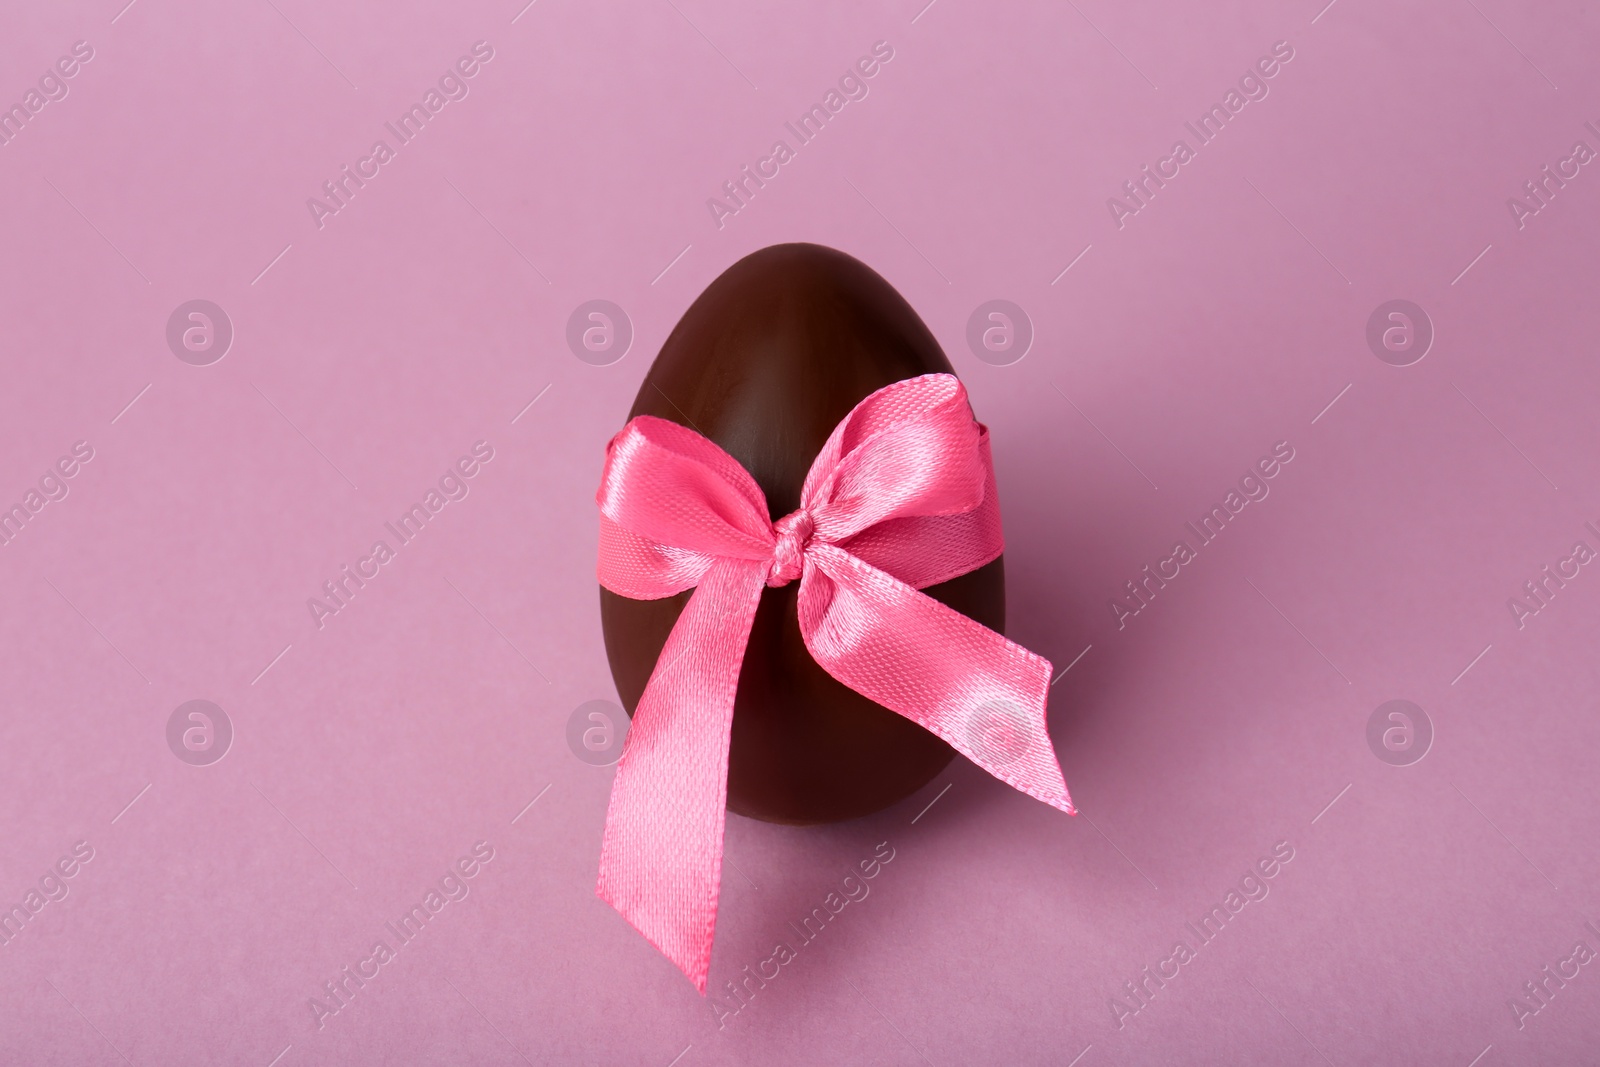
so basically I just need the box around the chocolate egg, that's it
[600,243,1005,825]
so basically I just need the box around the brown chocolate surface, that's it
[600,242,1004,824]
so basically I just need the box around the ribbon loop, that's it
[595,373,1074,993]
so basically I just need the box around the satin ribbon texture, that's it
[594,372,1074,993]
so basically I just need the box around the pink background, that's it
[3,0,1599,1063]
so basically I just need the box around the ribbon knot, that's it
[767,509,814,587]
[593,373,1074,994]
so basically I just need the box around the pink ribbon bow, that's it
[594,372,1073,992]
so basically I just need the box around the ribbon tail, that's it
[799,544,1074,815]
[595,557,767,994]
